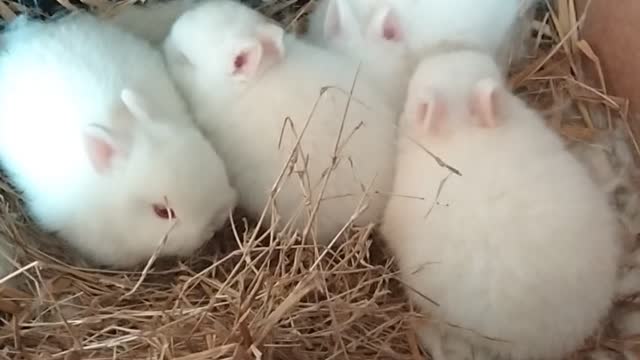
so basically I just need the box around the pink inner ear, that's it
[382,12,402,41]
[382,17,400,41]
[260,38,281,59]
[231,43,263,79]
[233,52,248,75]
[84,133,115,174]
[415,98,446,135]
[383,25,397,41]
[470,87,500,128]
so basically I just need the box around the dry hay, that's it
[0,0,638,359]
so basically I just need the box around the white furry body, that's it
[164,1,397,243]
[403,0,536,62]
[306,0,538,89]
[381,51,620,359]
[108,0,198,44]
[0,15,237,268]
[305,0,415,110]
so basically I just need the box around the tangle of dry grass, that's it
[0,0,638,359]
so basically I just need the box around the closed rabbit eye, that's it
[153,204,176,220]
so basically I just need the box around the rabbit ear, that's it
[256,22,285,60]
[230,39,264,80]
[367,6,404,42]
[470,78,503,128]
[85,89,150,174]
[83,124,130,174]
[323,0,359,41]
[230,22,284,81]
[412,90,447,135]
[120,89,153,125]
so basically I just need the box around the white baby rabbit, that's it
[0,14,237,268]
[404,0,539,68]
[307,0,539,85]
[305,0,414,110]
[381,50,621,360]
[107,0,198,44]
[163,0,397,244]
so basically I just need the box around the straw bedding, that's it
[0,0,638,359]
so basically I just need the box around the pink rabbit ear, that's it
[231,39,264,79]
[231,23,284,80]
[368,6,403,42]
[470,78,503,128]
[256,22,286,61]
[83,124,130,174]
[413,90,447,135]
[85,90,145,174]
[323,0,359,40]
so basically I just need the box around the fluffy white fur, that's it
[107,0,198,44]
[381,50,621,359]
[0,15,237,268]
[403,0,539,68]
[305,0,414,110]
[164,0,397,244]
[306,0,539,93]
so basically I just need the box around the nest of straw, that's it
[0,0,638,359]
